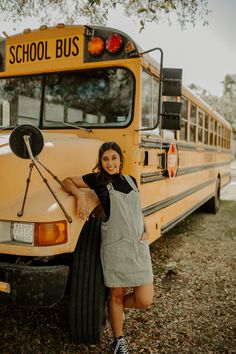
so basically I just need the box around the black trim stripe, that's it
[140,138,230,153]
[161,195,211,234]
[177,161,230,176]
[142,178,215,217]
[141,172,166,183]
[141,164,231,184]
[177,142,230,153]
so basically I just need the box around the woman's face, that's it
[101,149,121,175]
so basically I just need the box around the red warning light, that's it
[106,34,123,54]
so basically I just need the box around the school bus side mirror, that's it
[9,125,44,159]
[160,68,182,130]
[161,101,182,130]
[162,68,182,96]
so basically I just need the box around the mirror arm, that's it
[23,135,73,223]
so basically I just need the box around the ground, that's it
[0,178,235,354]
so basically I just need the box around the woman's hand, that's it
[139,231,149,244]
[139,216,150,243]
[140,231,149,241]
[62,177,91,221]
[75,191,89,220]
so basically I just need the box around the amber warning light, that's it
[88,37,105,56]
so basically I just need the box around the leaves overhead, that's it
[0,0,209,30]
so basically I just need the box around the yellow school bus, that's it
[0,24,232,343]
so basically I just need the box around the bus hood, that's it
[0,131,103,222]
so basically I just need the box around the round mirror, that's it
[9,125,44,159]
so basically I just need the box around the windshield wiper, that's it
[62,122,93,133]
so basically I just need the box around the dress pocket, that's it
[101,239,133,272]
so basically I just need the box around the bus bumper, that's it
[0,262,69,306]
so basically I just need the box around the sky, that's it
[0,0,235,97]
[106,0,236,97]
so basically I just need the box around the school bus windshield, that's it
[0,67,134,129]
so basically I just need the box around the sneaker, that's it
[111,336,130,354]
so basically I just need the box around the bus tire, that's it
[205,177,220,214]
[69,217,106,344]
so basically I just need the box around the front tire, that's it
[69,217,106,343]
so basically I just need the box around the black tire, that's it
[205,177,220,214]
[69,217,106,344]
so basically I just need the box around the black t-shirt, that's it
[82,173,137,220]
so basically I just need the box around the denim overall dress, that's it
[100,175,153,288]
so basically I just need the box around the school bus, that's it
[0,24,232,343]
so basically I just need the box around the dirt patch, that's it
[0,200,236,354]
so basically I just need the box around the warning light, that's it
[88,37,105,56]
[106,34,123,54]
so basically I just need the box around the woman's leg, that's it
[109,287,126,338]
[123,283,153,309]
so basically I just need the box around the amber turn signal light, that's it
[34,221,67,246]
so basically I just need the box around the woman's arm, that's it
[62,176,89,193]
[62,176,90,220]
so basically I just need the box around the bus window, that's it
[225,129,228,149]
[0,68,134,129]
[190,103,196,143]
[226,129,230,149]
[214,121,218,146]
[218,124,222,147]
[180,97,187,141]
[44,68,134,127]
[141,71,159,129]
[222,126,225,148]
[204,114,209,145]
[209,118,214,145]
[198,110,203,143]
[0,76,42,127]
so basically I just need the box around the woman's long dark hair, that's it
[93,141,124,186]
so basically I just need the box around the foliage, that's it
[0,0,209,30]
[189,74,236,132]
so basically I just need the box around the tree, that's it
[0,0,209,31]
[189,74,236,132]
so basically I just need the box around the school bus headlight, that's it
[88,36,105,56]
[11,222,34,244]
[34,221,67,246]
[106,34,122,54]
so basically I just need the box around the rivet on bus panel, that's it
[57,23,65,28]
[39,25,48,31]
[23,28,31,34]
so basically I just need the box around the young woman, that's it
[62,141,153,354]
